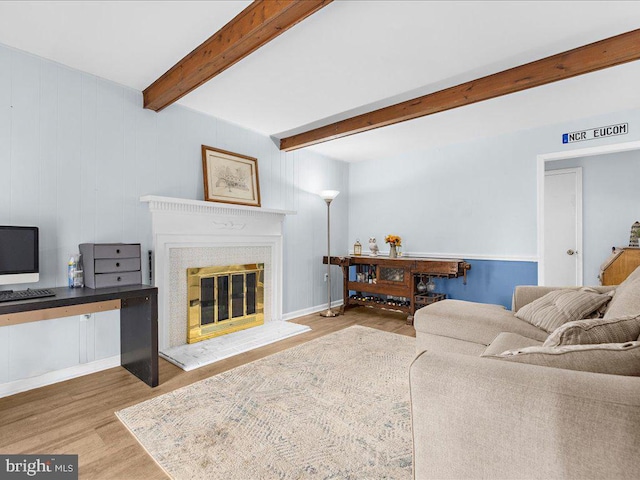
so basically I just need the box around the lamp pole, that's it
[319,190,339,317]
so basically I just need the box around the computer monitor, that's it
[0,226,39,286]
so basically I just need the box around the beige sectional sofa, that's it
[410,267,640,480]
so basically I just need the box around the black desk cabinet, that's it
[0,284,158,388]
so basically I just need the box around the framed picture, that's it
[201,145,261,207]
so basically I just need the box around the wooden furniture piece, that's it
[324,256,470,324]
[0,284,158,387]
[600,247,640,285]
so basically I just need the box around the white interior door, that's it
[543,168,583,286]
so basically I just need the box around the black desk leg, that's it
[120,293,159,387]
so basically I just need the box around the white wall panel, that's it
[281,150,349,314]
[8,317,80,381]
[1,311,117,385]
[85,313,96,363]
[10,50,40,227]
[94,310,120,359]
[79,74,98,246]
[95,79,125,246]
[38,62,61,287]
[0,46,10,225]
[0,327,8,383]
[156,105,186,199]
[56,66,83,285]
[122,88,140,244]
[131,102,157,281]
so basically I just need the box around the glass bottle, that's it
[417,275,427,293]
[426,276,436,294]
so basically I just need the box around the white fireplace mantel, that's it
[140,195,295,227]
[140,195,296,350]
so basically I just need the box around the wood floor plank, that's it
[0,309,415,479]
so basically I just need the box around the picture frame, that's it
[201,145,261,207]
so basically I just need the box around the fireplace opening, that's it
[187,264,264,343]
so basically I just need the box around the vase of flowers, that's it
[385,235,402,258]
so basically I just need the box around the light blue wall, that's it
[0,43,348,387]
[350,136,538,258]
[349,107,640,304]
[547,150,640,285]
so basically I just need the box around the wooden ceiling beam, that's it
[143,0,333,112]
[279,28,640,152]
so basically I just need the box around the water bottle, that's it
[68,255,76,288]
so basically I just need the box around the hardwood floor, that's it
[0,308,415,479]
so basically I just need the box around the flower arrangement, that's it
[385,235,402,246]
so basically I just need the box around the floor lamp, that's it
[319,190,340,317]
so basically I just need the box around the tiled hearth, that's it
[141,195,310,370]
[159,322,310,371]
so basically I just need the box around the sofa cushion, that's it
[514,289,613,333]
[416,331,487,356]
[544,314,640,347]
[482,332,544,356]
[483,341,640,376]
[603,266,640,319]
[414,299,548,345]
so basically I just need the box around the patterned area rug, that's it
[116,326,415,479]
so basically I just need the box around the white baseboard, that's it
[283,300,344,321]
[0,355,121,399]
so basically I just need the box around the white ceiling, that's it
[0,1,639,162]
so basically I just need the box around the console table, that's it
[324,256,470,323]
[0,284,158,387]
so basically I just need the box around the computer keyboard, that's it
[0,288,56,303]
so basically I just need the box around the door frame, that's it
[537,140,640,285]
[543,167,583,286]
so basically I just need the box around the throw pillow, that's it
[603,266,640,320]
[485,341,640,376]
[515,289,613,333]
[580,287,614,318]
[544,314,640,347]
